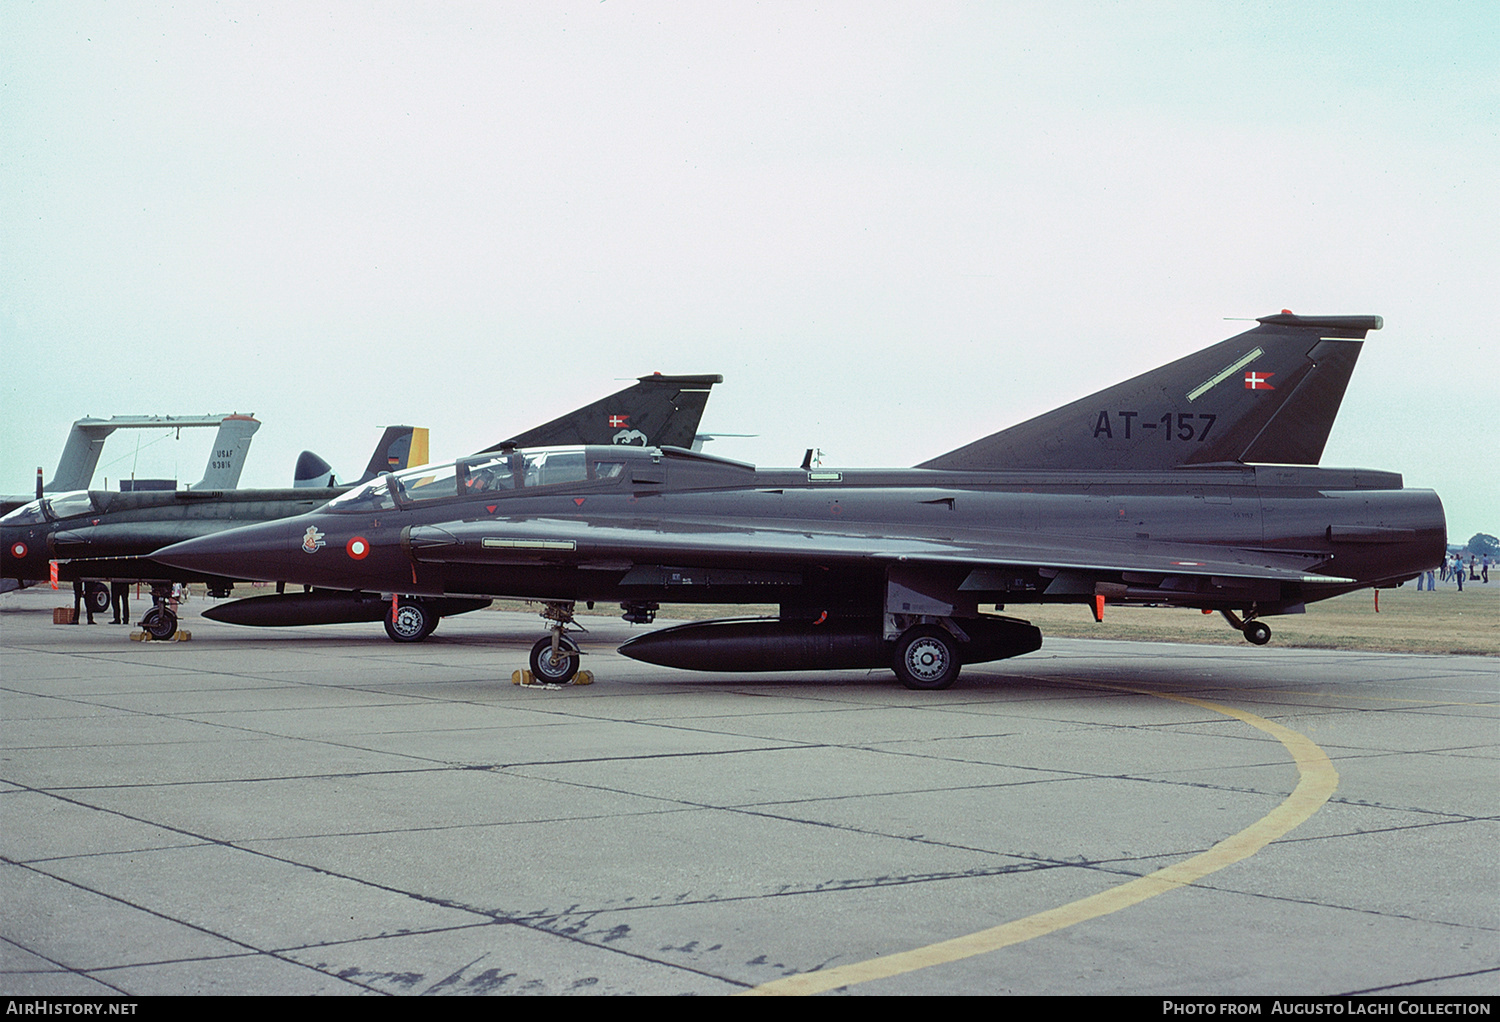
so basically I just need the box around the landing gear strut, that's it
[1221,609,1271,646]
[529,602,584,684]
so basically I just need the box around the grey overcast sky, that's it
[2,2,1495,541]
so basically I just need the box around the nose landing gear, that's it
[139,584,180,639]
[527,601,586,684]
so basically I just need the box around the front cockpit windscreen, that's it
[0,500,48,526]
[0,492,95,525]
[324,448,617,512]
[325,476,397,512]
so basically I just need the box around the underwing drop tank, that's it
[617,616,1041,673]
[203,589,491,627]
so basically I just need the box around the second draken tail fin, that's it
[919,313,1381,472]
[295,426,428,488]
[478,373,723,453]
[356,426,427,483]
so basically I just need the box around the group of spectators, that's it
[1415,552,1491,591]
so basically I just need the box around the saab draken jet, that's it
[3,374,721,640]
[153,315,1445,689]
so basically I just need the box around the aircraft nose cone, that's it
[154,519,302,582]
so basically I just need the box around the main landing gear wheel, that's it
[893,625,961,691]
[140,605,177,640]
[385,599,436,643]
[529,635,581,684]
[85,582,111,615]
[1221,608,1271,646]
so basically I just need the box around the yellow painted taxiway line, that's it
[744,684,1339,996]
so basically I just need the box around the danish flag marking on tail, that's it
[1245,371,1275,390]
[609,414,629,428]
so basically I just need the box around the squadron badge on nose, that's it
[302,526,326,553]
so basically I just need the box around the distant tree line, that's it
[1467,533,1498,557]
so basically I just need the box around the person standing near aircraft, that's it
[111,581,131,625]
[71,578,95,624]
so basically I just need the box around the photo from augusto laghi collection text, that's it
[1162,1002,1493,1016]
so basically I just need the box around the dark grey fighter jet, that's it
[152,314,1445,689]
[3,373,722,640]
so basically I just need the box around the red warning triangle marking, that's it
[486,505,497,514]
[574,498,586,506]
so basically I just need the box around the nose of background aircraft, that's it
[154,518,305,583]
[1,529,47,580]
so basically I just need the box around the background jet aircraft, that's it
[292,424,429,488]
[1,425,425,627]
[1,413,262,518]
[0,413,264,599]
[3,373,722,640]
[153,313,1446,690]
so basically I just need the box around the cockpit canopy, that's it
[324,446,633,512]
[0,491,96,525]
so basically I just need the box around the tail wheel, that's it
[1243,620,1272,645]
[893,625,961,690]
[530,635,581,684]
[140,605,177,640]
[385,599,436,643]
[86,582,111,614]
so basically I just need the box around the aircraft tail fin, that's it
[294,451,338,488]
[918,313,1381,472]
[294,426,427,488]
[47,424,110,492]
[356,426,427,483]
[479,373,723,453]
[190,415,261,489]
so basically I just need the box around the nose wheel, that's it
[529,635,581,683]
[523,601,585,684]
[140,604,178,640]
[136,584,180,639]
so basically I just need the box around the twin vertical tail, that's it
[44,413,261,492]
[919,313,1382,472]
